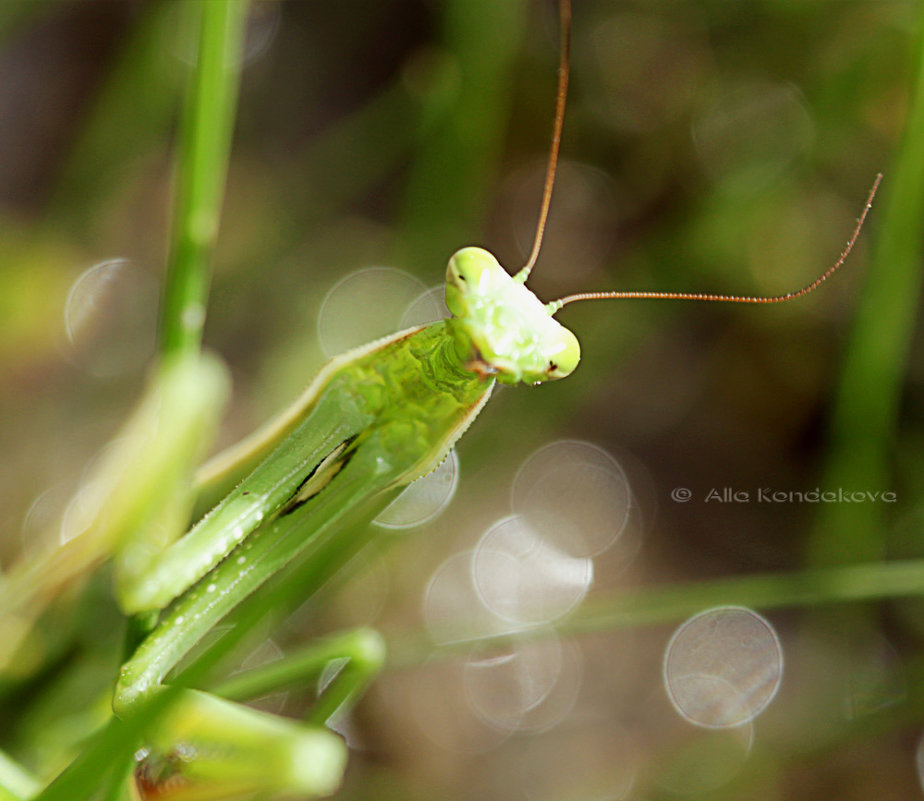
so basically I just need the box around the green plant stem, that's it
[214,628,385,726]
[414,558,924,667]
[566,558,924,637]
[159,0,249,361]
[807,14,924,565]
[212,558,924,683]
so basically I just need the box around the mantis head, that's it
[445,247,580,385]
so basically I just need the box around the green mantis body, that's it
[117,320,491,707]
[115,244,590,798]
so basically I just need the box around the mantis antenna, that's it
[547,173,882,313]
[514,0,571,284]
[513,0,881,309]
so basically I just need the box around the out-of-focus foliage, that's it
[0,1,921,799]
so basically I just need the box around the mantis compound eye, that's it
[545,328,580,379]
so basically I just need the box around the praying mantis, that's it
[0,2,882,800]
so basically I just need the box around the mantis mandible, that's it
[6,1,880,799]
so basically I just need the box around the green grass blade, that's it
[159,0,249,361]
[568,558,924,636]
[808,14,924,565]
[386,558,924,669]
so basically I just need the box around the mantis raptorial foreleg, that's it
[111,325,489,797]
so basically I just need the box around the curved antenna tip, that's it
[552,173,882,309]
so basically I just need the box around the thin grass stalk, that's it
[158,0,249,361]
[808,14,924,565]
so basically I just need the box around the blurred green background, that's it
[0,1,922,799]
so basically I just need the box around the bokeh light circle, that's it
[663,606,783,729]
[463,637,564,733]
[317,267,427,357]
[473,516,593,626]
[374,449,459,530]
[424,551,519,644]
[64,258,157,377]
[512,440,634,558]
[399,285,450,329]
[411,656,510,755]
[471,638,583,735]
